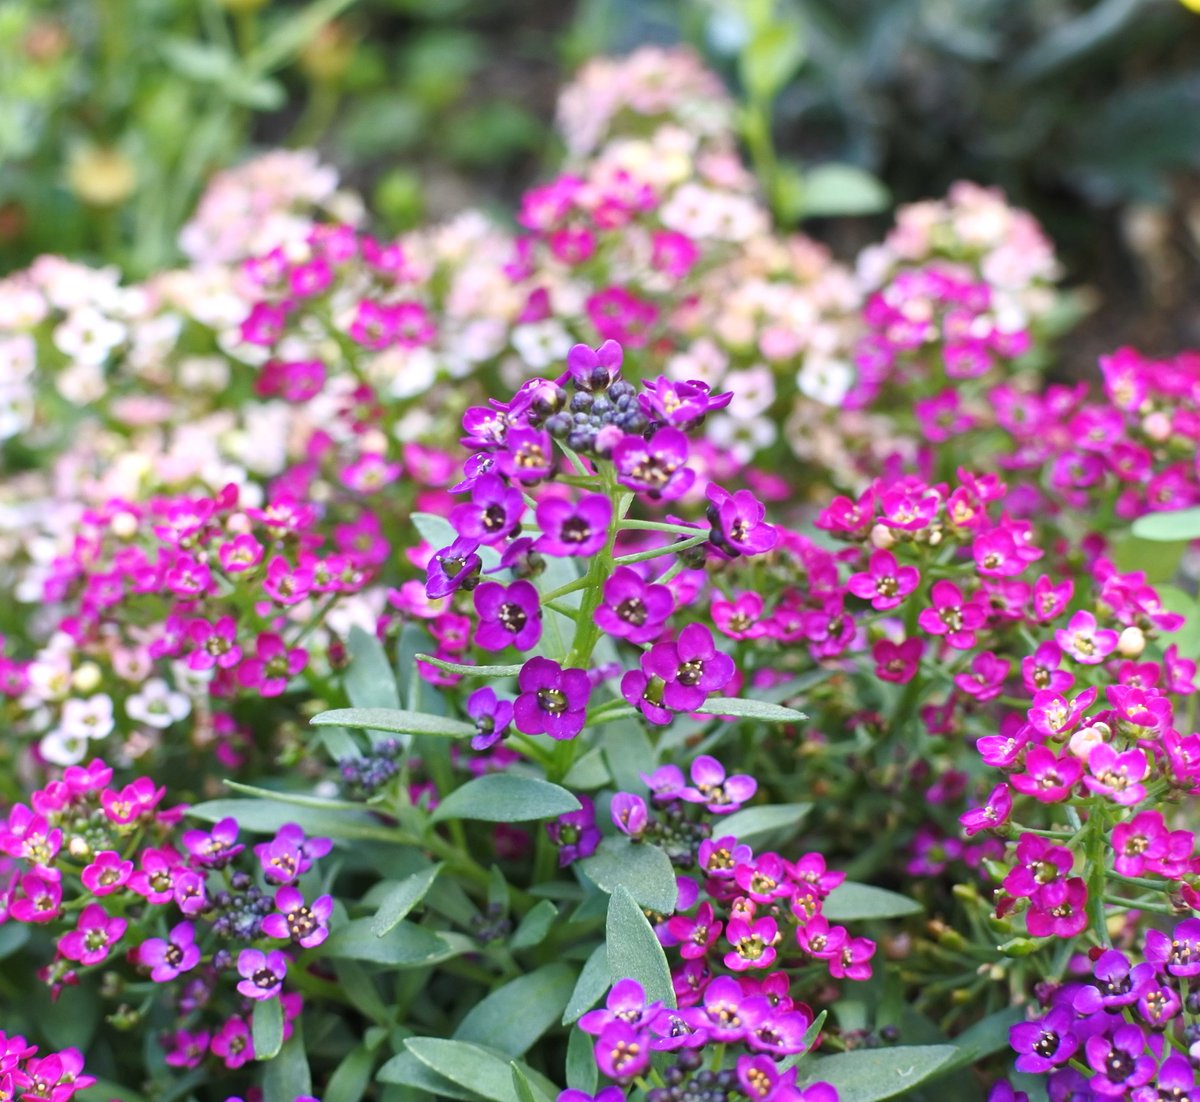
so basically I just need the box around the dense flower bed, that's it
[1,45,1199,1102]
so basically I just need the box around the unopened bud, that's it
[869,523,895,550]
[1143,410,1172,442]
[1117,625,1146,658]
[71,662,102,693]
[1069,724,1107,761]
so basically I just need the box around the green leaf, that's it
[566,1026,598,1093]
[324,1043,377,1102]
[371,865,443,937]
[821,882,923,922]
[562,746,611,789]
[510,899,558,949]
[402,1038,558,1102]
[1132,506,1200,542]
[579,836,678,913]
[431,774,580,824]
[188,798,398,843]
[718,803,813,846]
[606,886,676,1008]
[563,943,609,1024]
[1109,532,1187,584]
[739,20,806,103]
[601,719,657,792]
[510,1063,552,1102]
[1157,584,1200,659]
[0,923,29,960]
[415,654,522,678]
[696,698,807,722]
[324,918,465,966]
[454,963,576,1056]
[377,1050,485,1100]
[221,780,362,811]
[79,1083,146,1102]
[311,707,475,738]
[346,625,401,710]
[799,1045,958,1101]
[798,164,891,219]
[262,1022,313,1100]
[945,1005,1024,1069]
[252,997,284,1060]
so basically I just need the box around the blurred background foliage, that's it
[1,0,1197,346]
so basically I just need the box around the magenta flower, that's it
[1073,950,1155,1013]
[236,948,288,1000]
[972,528,1028,577]
[1111,810,1172,877]
[262,555,314,606]
[592,1020,652,1081]
[496,425,555,484]
[513,657,590,740]
[665,903,723,960]
[706,485,778,556]
[261,886,332,948]
[877,485,940,531]
[711,592,767,641]
[639,376,732,428]
[1084,743,1148,805]
[679,755,756,814]
[473,580,542,652]
[724,915,778,971]
[1003,835,1073,899]
[545,795,600,867]
[535,493,612,558]
[211,1016,255,1069]
[917,580,987,649]
[1084,1024,1155,1095]
[828,935,875,980]
[641,624,735,713]
[465,687,514,751]
[579,978,659,1035]
[254,823,333,884]
[138,921,201,982]
[1026,877,1088,937]
[610,793,649,838]
[873,637,924,683]
[8,873,61,923]
[846,550,920,610]
[953,650,1011,701]
[218,533,264,573]
[1011,746,1082,803]
[595,566,674,644]
[425,537,483,600]
[181,816,243,868]
[566,339,624,391]
[80,850,133,896]
[738,1057,836,1102]
[59,903,126,965]
[795,916,848,960]
[1145,918,1200,976]
[959,783,1012,836]
[1055,609,1120,665]
[612,427,695,501]
[238,633,307,697]
[450,474,526,545]
[1021,642,1074,695]
[1011,1007,1079,1074]
[186,616,242,671]
[1027,687,1097,737]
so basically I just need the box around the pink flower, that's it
[954,651,1010,701]
[1055,610,1119,665]
[846,550,920,610]
[80,851,133,896]
[1083,743,1148,805]
[1011,747,1082,803]
[959,783,1012,837]
[138,921,201,982]
[872,638,924,683]
[917,580,987,649]
[724,916,778,971]
[238,633,308,697]
[8,873,62,923]
[236,948,288,1000]
[1027,877,1088,938]
[59,903,126,965]
[1003,835,1073,899]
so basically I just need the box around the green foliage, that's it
[799,1045,959,1101]
[822,882,924,922]
[605,885,676,1008]
[429,774,581,823]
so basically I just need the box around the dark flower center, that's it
[677,659,704,687]
[1105,1049,1134,1082]
[561,517,591,543]
[287,907,316,939]
[253,968,279,989]
[1034,1031,1058,1058]
[498,602,527,633]
[482,504,507,531]
[617,597,647,626]
[165,943,184,967]
[537,688,568,714]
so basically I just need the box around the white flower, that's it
[59,694,115,740]
[40,729,91,766]
[125,678,191,728]
[705,412,776,463]
[797,357,855,407]
[723,365,776,420]
[511,321,573,371]
[52,306,126,366]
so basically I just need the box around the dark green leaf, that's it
[799,1045,958,1101]
[566,1026,598,1093]
[403,1038,558,1102]
[252,997,284,1061]
[718,803,813,846]
[510,899,558,949]
[0,923,29,960]
[454,963,576,1056]
[415,654,522,678]
[377,1049,484,1099]
[312,707,474,738]
[346,625,401,710]
[431,774,580,824]
[580,836,678,913]
[510,1064,550,1102]
[324,1043,377,1102]
[262,1023,313,1099]
[945,1006,1024,1068]
[188,798,399,843]
[822,882,923,922]
[563,943,609,1024]
[79,1083,147,1102]
[324,918,466,966]
[371,865,443,937]
[1132,507,1200,542]
[606,886,676,1008]
[696,698,807,722]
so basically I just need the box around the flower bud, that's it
[1117,625,1146,658]
[71,662,102,693]
[1068,724,1107,761]
[869,522,895,550]
[1142,410,1172,441]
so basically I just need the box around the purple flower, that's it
[639,376,732,428]
[593,1020,651,1081]
[260,885,333,948]
[612,428,695,501]
[680,755,757,813]
[567,339,623,391]
[641,765,686,801]
[425,537,483,600]
[496,425,555,484]
[1084,1024,1154,1095]
[236,948,288,1000]
[466,687,514,750]
[546,795,600,866]
[1083,743,1148,805]
[1011,1007,1080,1074]
[181,816,244,868]
[706,485,778,556]
[1145,918,1200,976]
[557,1091,626,1102]
[473,580,542,652]
[621,670,673,726]
[1073,950,1156,1014]
[535,493,612,558]
[959,783,1012,836]
[649,1008,708,1051]
[254,823,333,885]
[595,566,674,644]
[59,903,127,966]
[641,624,735,713]
[1056,610,1120,665]
[137,921,200,982]
[988,1084,1030,1102]
[846,550,920,611]
[686,975,754,1042]
[450,474,526,545]
[513,657,591,740]
[579,978,659,1035]
[610,793,649,838]
[1132,1053,1194,1102]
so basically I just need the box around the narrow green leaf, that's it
[739,19,806,103]
[821,882,923,922]
[945,1005,1025,1068]
[718,803,812,846]
[696,698,807,722]
[324,918,464,966]
[580,837,678,913]
[566,1026,598,1093]
[251,997,284,1060]
[1132,506,1200,542]
[454,963,575,1056]
[323,1043,376,1102]
[510,899,558,949]
[601,718,657,793]
[415,653,523,678]
[562,746,612,789]
[377,1050,484,1099]
[799,163,891,218]
[606,886,676,1008]
[262,1022,312,1099]
[404,1038,558,1102]
[188,798,398,843]
[510,1064,549,1102]
[371,865,443,937]
[563,943,609,1024]
[799,1044,958,1101]
[221,781,362,811]
[311,707,474,738]
[431,774,580,824]
[345,625,401,710]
